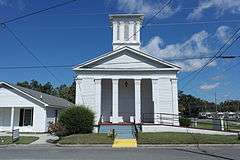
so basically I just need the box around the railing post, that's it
[112,129,115,140]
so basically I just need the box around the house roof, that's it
[73,46,181,71]
[0,81,73,108]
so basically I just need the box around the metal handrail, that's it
[132,117,139,141]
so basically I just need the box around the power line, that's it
[180,26,240,83]
[147,19,240,26]
[2,24,62,83]
[114,0,173,51]
[0,0,81,83]
[0,0,79,24]
[0,55,239,70]
[180,27,240,90]
[166,55,240,61]
[10,19,240,31]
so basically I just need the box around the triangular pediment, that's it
[74,47,181,71]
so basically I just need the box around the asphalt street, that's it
[0,145,239,160]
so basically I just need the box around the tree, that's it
[178,90,215,117]
[56,82,75,103]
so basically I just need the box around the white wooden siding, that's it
[93,54,157,69]
[0,88,36,107]
[77,78,96,113]
[158,78,173,114]
[0,87,47,132]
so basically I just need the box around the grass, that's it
[58,133,113,144]
[138,132,240,144]
[0,136,39,145]
[191,119,240,131]
[195,122,213,129]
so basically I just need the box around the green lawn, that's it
[0,136,39,145]
[138,132,240,144]
[195,122,213,129]
[58,133,113,144]
[191,119,240,131]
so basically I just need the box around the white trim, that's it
[75,68,180,71]
[0,82,48,106]
[73,46,181,71]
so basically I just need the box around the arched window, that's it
[124,23,129,41]
[117,23,120,40]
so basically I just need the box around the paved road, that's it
[0,145,239,160]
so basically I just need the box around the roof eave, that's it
[73,46,182,71]
[0,81,48,106]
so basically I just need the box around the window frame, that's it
[19,108,33,127]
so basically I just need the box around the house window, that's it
[133,23,137,40]
[55,110,58,123]
[124,23,129,41]
[19,108,33,126]
[117,23,120,40]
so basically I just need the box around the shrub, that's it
[58,105,95,134]
[179,117,191,127]
[48,122,68,137]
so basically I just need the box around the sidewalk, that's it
[0,132,58,145]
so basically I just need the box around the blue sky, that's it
[0,0,240,103]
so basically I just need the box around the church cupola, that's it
[109,14,144,50]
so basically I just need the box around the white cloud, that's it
[188,0,240,20]
[200,82,220,91]
[0,0,26,10]
[141,25,232,72]
[116,0,180,19]
[0,0,7,6]
[215,26,233,43]
[209,75,224,81]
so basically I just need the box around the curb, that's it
[56,144,112,147]
[2,143,240,148]
[138,144,240,147]
[55,143,240,148]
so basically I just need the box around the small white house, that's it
[0,81,72,133]
[74,14,181,126]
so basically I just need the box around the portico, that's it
[95,78,151,124]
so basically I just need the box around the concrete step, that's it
[116,133,134,139]
[99,124,136,141]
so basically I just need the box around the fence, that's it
[142,113,240,132]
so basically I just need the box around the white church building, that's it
[74,14,181,126]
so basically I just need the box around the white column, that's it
[95,79,101,124]
[10,107,14,132]
[75,79,83,105]
[110,79,122,123]
[170,78,179,126]
[119,21,125,42]
[112,21,118,42]
[129,21,134,42]
[152,79,160,124]
[136,21,141,43]
[134,79,141,123]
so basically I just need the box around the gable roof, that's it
[0,81,73,108]
[73,46,181,71]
